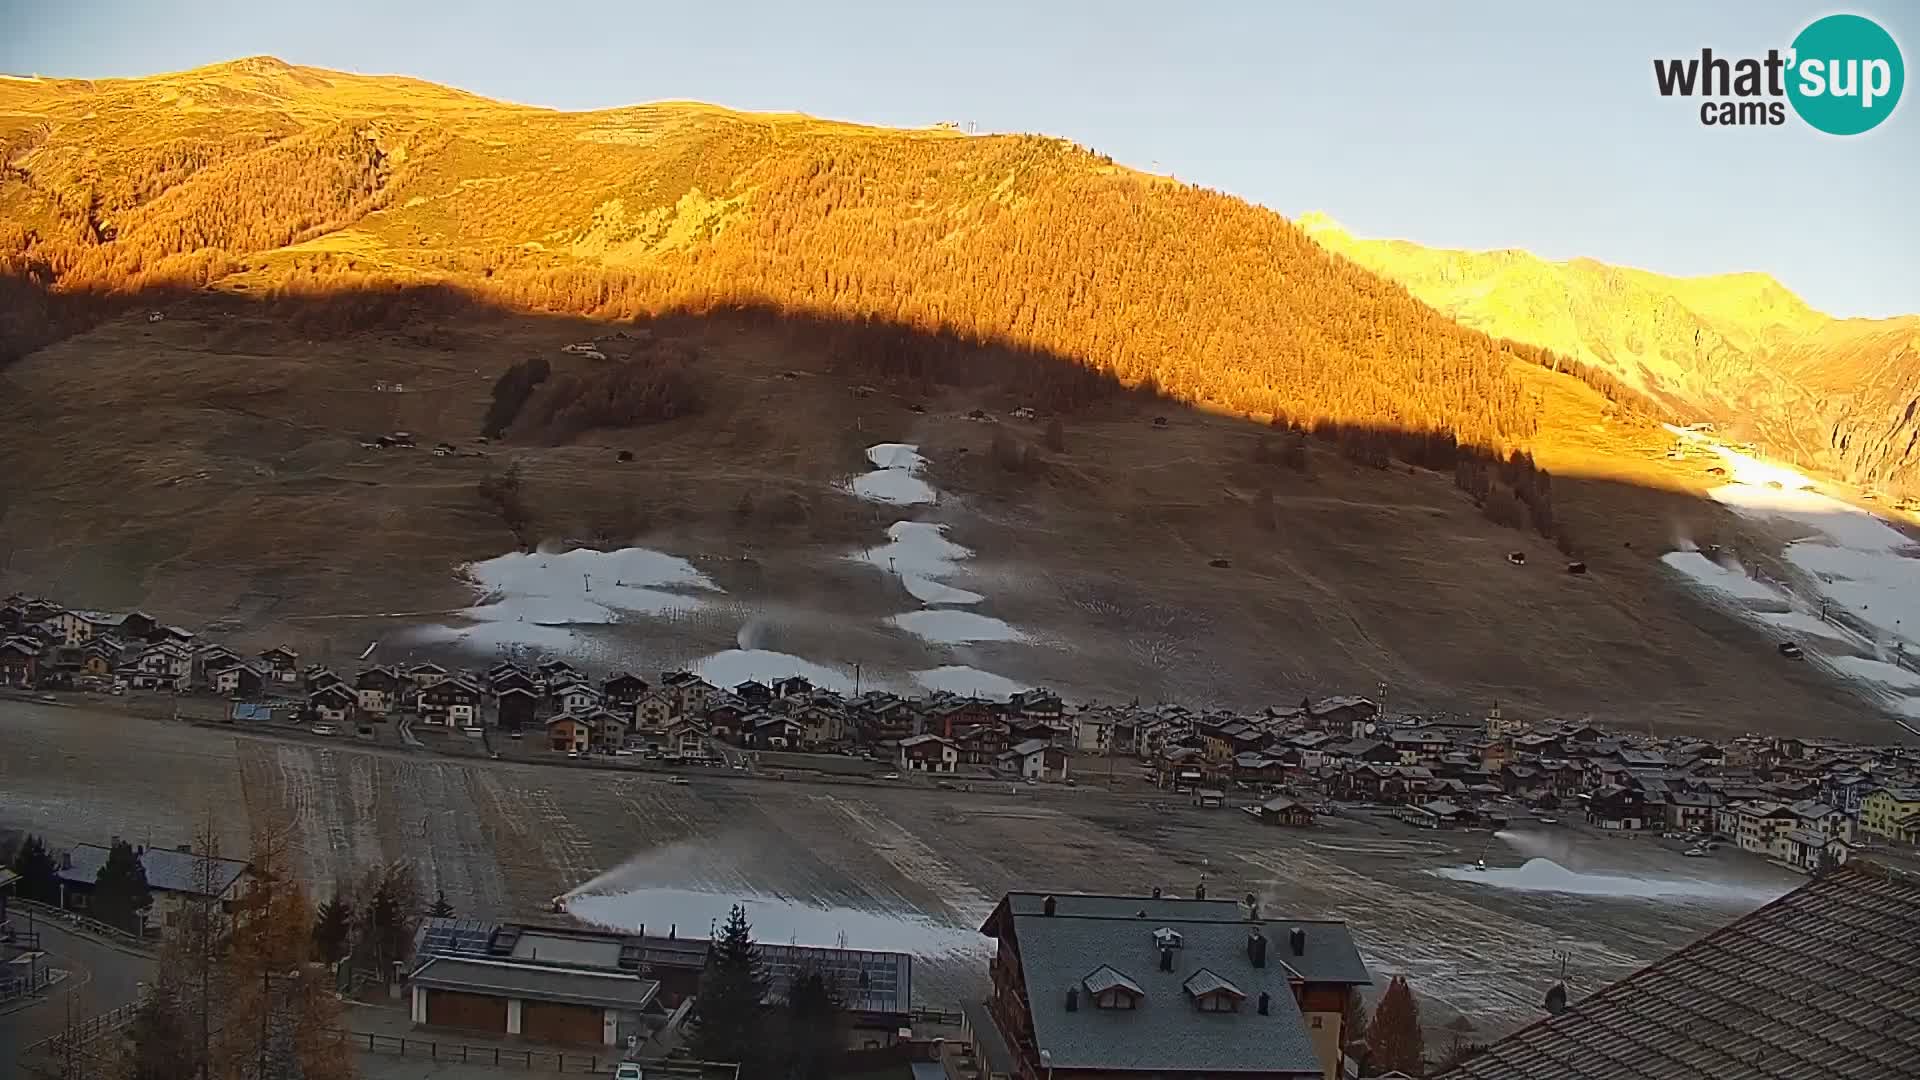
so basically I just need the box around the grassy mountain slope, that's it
[0,58,1888,736]
[1302,213,1920,493]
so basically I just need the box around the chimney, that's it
[1151,885,1162,899]
[669,924,676,940]
[1245,892,1260,920]
[61,851,72,870]
[1042,895,1057,916]
[1194,881,1206,900]
[1257,991,1271,1016]
[1289,927,1307,957]
[1065,986,1079,1012]
[1159,946,1174,972]
[177,843,191,853]
[110,834,121,849]
[1248,929,1267,968]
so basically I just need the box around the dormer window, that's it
[1183,968,1245,1013]
[1082,965,1145,1010]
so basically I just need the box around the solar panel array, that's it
[415,917,499,960]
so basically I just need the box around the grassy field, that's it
[0,700,1805,1037]
[0,296,1886,738]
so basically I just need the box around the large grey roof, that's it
[1435,863,1920,1080]
[995,892,1367,1074]
[998,892,1370,985]
[57,843,249,897]
[410,955,661,1011]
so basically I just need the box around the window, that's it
[1312,1016,1323,1029]
[1198,993,1238,1013]
[70,893,87,910]
[1096,990,1137,1010]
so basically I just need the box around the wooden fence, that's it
[7,896,154,953]
[335,1031,739,1079]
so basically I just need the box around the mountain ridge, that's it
[1302,213,1920,492]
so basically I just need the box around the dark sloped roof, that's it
[57,843,250,897]
[1436,863,1920,1080]
[410,956,660,1011]
[988,892,1368,1076]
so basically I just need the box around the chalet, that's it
[1310,695,1378,734]
[310,684,357,725]
[792,704,846,748]
[1231,753,1289,785]
[1400,799,1472,829]
[420,677,483,727]
[538,658,579,682]
[1335,739,1398,766]
[193,644,241,686]
[733,680,773,707]
[496,686,539,732]
[208,662,265,697]
[745,712,802,749]
[1258,797,1315,828]
[703,694,749,736]
[899,734,959,773]
[49,609,127,647]
[554,683,602,716]
[588,708,629,753]
[355,666,404,716]
[1862,786,1920,843]
[80,637,126,677]
[1008,717,1067,748]
[1386,729,1448,765]
[408,661,449,690]
[1615,747,1667,769]
[1787,799,1852,843]
[1585,785,1649,830]
[129,641,193,691]
[304,665,344,693]
[1192,788,1227,809]
[659,717,707,757]
[1729,800,1800,854]
[660,671,718,716]
[957,722,1012,766]
[856,695,917,743]
[0,636,42,687]
[547,712,594,754]
[258,646,300,686]
[930,698,1002,740]
[1001,739,1069,782]
[1008,688,1064,722]
[55,842,252,937]
[488,664,535,693]
[977,891,1372,1080]
[601,671,649,708]
[1663,791,1721,833]
[772,675,814,699]
[634,687,676,727]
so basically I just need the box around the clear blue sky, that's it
[5,0,1915,316]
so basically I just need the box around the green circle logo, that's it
[1787,14,1904,134]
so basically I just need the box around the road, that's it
[0,918,157,1076]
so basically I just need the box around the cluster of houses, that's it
[10,593,1920,873]
[1131,699,1920,872]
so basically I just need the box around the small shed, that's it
[1258,797,1315,828]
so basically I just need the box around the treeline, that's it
[0,111,1644,483]
[525,338,704,439]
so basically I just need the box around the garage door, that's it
[520,1000,603,1045]
[425,990,508,1034]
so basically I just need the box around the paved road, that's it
[0,918,156,1076]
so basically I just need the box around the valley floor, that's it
[0,699,1804,1039]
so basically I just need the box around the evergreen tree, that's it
[781,966,845,1080]
[691,904,768,1067]
[92,839,153,935]
[1342,987,1369,1054]
[312,895,353,965]
[10,833,59,904]
[1366,974,1425,1076]
[428,888,455,918]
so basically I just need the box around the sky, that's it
[4,0,1915,317]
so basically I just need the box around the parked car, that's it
[311,724,337,736]
[667,775,689,785]
[613,1064,645,1080]
[881,772,902,781]
[567,750,580,759]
